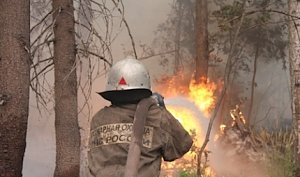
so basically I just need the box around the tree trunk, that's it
[248,43,259,125]
[0,0,30,176]
[77,1,93,176]
[195,0,209,82]
[288,0,300,169]
[53,0,80,176]
[174,0,183,74]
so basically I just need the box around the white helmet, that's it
[99,57,152,103]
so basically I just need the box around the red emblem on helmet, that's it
[118,77,127,85]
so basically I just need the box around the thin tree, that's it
[29,0,137,176]
[174,0,184,74]
[288,0,300,171]
[52,0,80,176]
[0,0,30,176]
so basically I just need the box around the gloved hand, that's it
[151,92,165,108]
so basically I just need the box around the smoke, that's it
[210,142,268,177]
[165,97,270,177]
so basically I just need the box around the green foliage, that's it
[212,0,287,68]
[212,1,244,32]
[267,148,296,177]
[179,170,198,177]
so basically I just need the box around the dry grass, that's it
[254,128,296,177]
[174,127,297,177]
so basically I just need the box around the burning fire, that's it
[188,79,217,114]
[166,106,203,147]
[220,124,227,134]
[156,75,217,132]
[156,74,218,175]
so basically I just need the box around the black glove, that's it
[151,92,165,108]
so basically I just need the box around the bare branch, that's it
[138,50,176,60]
[74,20,113,60]
[30,22,54,47]
[221,9,300,26]
[30,9,54,33]
[111,0,138,59]
[30,82,48,107]
[268,9,300,20]
[30,62,54,82]
[88,0,112,14]
[31,57,54,69]
[77,48,112,66]
[31,37,54,58]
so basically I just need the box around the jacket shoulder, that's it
[90,106,111,129]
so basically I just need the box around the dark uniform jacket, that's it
[88,103,193,177]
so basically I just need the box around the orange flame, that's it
[156,74,218,174]
[156,74,217,114]
[166,106,203,147]
[188,79,217,115]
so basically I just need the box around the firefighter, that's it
[87,57,193,177]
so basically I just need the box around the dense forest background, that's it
[1,0,299,177]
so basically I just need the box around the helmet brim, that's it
[98,89,152,103]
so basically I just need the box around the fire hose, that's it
[124,94,164,177]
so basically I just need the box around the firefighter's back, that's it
[88,103,192,177]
